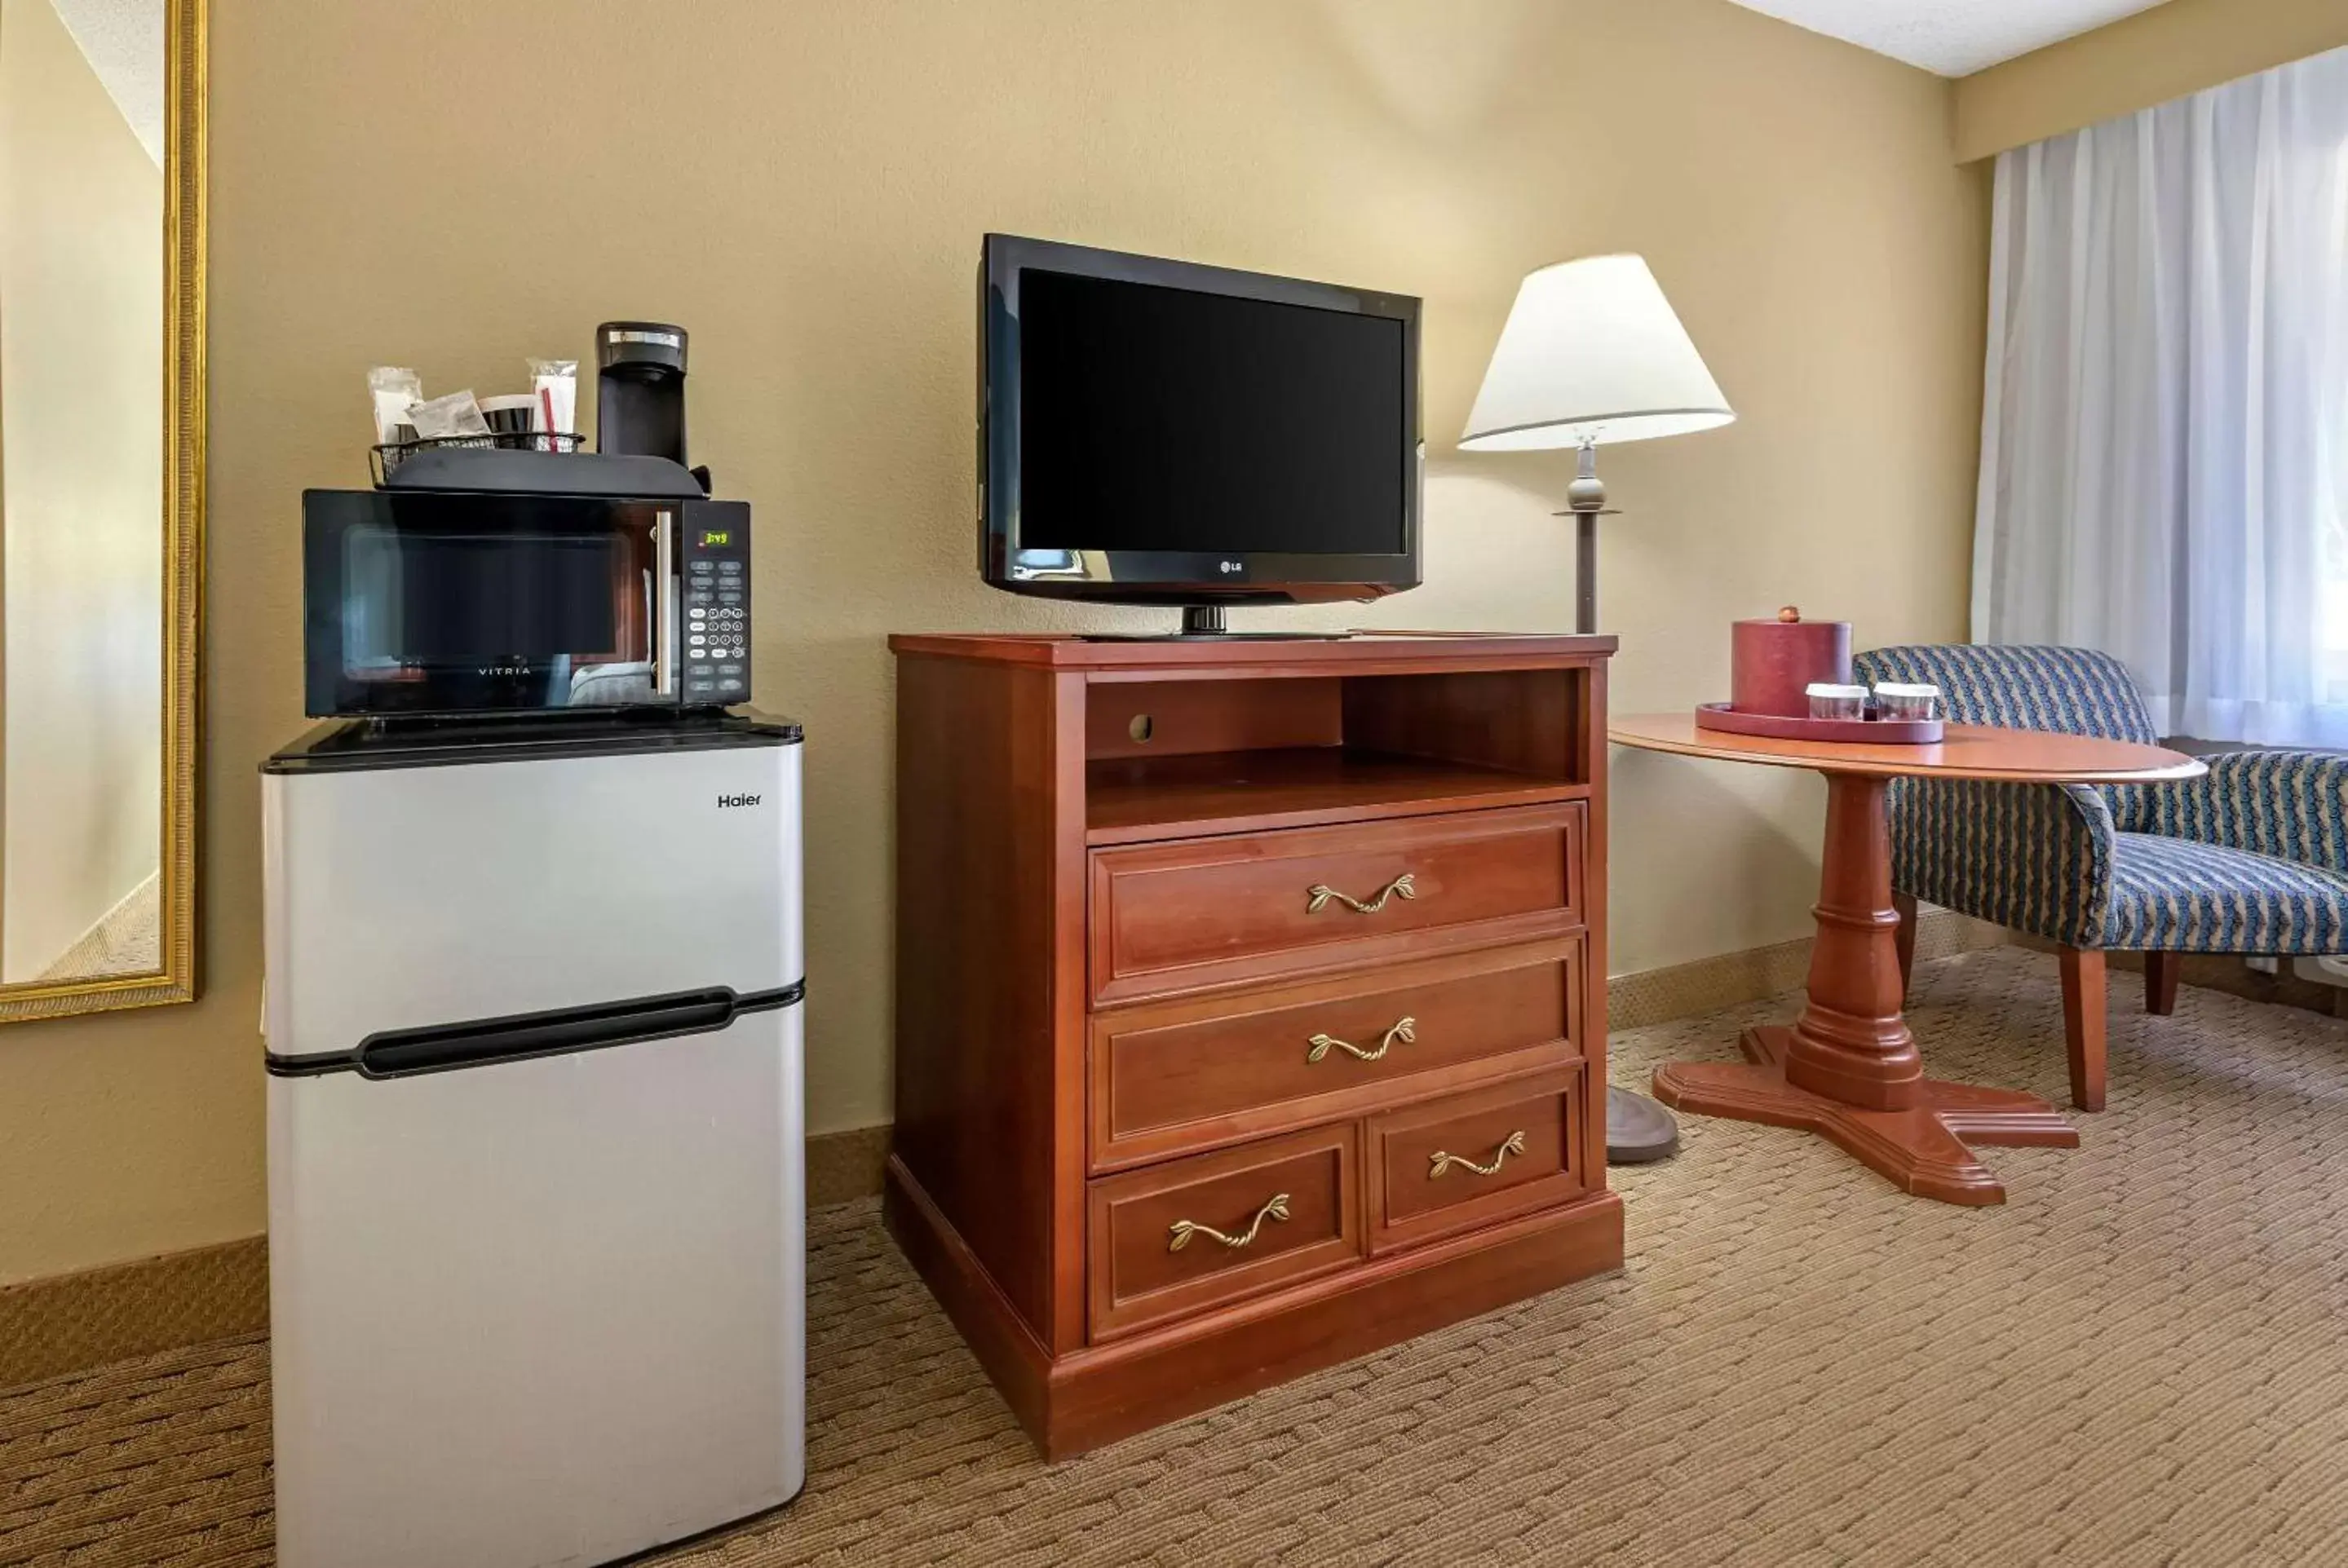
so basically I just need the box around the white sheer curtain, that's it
[1972,45,2348,745]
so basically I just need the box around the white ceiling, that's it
[1724,0,2173,77]
[48,0,165,167]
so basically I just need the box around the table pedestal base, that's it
[1653,1027,2078,1205]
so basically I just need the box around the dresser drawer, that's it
[1090,940,1583,1172]
[1366,1068,1588,1255]
[1086,1124,1361,1341]
[1089,802,1585,1006]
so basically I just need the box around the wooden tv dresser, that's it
[885,631,1621,1457]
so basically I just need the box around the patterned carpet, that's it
[7,946,2348,1566]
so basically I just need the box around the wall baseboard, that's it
[0,1235,268,1392]
[1612,906,2005,1031]
[1,1123,900,1393]
[2013,933,2348,1019]
[808,1121,891,1206]
[0,917,2004,1390]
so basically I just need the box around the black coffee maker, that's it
[595,321,707,489]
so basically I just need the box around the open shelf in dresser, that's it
[1082,658,1591,842]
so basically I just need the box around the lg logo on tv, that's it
[1218,560,1243,574]
[717,793,763,809]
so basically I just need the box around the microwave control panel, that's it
[681,515,750,704]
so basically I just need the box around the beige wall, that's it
[0,0,1985,1283]
[1956,0,2348,161]
[0,0,164,982]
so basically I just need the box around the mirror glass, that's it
[0,0,167,985]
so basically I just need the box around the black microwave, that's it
[302,487,751,718]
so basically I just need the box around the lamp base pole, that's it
[1567,439,1682,1164]
[1576,510,1598,636]
[1568,436,1607,635]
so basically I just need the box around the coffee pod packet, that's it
[367,366,422,444]
[405,389,493,439]
[528,358,578,437]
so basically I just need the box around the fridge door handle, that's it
[358,987,733,1078]
[297,981,805,1080]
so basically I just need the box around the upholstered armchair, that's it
[1851,644,2348,1111]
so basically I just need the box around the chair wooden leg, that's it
[1893,891,1917,1000]
[2144,952,2180,1016]
[2059,947,2107,1112]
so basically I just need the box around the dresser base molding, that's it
[885,1154,1622,1460]
[882,1156,1058,1441]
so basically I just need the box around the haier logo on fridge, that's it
[718,793,763,809]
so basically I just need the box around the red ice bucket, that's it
[1730,608,1852,718]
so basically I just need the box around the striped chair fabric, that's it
[1851,645,2348,954]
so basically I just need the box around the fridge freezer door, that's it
[268,1002,806,1568]
[263,738,802,1053]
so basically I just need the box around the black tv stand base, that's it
[1080,605,1354,643]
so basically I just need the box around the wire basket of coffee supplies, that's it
[367,364,584,486]
[370,431,584,485]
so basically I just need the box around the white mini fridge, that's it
[263,712,806,1568]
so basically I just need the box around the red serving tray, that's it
[1695,701,1943,745]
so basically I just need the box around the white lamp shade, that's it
[1459,254,1734,452]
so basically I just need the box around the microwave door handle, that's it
[652,510,677,696]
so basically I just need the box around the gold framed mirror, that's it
[0,0,202,1021]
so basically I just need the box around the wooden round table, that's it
[1608,714,2204,1205]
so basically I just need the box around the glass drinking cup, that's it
[1806,682,1868,721]
[1873,682,1941,722]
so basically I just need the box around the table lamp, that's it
[1459,254,1735,634]
[1461,254,1735,1164]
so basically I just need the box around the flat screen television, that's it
[979,234,1421,635]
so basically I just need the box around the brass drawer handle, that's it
[1167,1192,1290,1252]
[1307,872,1416,916]
[1307,1016,1416,1064]
[1428,1131,1528,1180]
